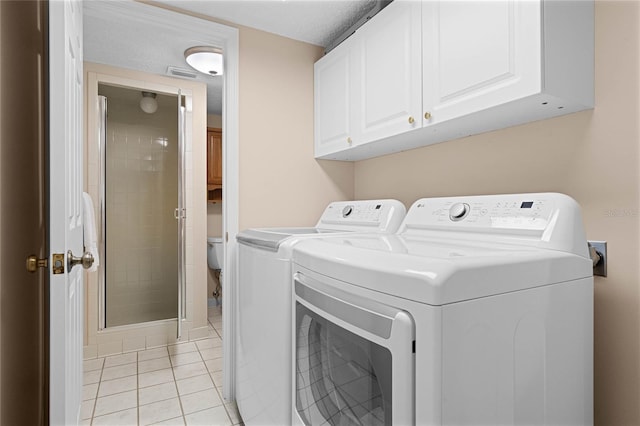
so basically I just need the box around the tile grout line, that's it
[171,339,227,423]
[138,346,191,425]
[198,341,233,425]
[167,344,188,425]
[90,337,225,424]
[214,312,237,425]
[90,354,139,424]
[136,351,140,426]
[89,357,105,425]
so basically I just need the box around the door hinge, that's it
[52,253,65,274]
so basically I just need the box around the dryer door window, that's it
[296,303,392,425]
[294,272,415,426]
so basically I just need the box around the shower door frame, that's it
[97,83,189,337]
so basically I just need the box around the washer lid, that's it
[292,235,592,306]
[236,199,406,251]
[237,228,345,251]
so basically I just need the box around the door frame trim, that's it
[82,1,239,399]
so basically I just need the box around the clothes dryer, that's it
[292,193,593,425]
[236,199,406,425]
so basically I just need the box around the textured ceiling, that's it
[154,0,381,47]
[83,1,378,116]
[84,2,225,115]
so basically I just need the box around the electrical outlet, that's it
[588,240,607,277]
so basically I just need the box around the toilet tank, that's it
[207,237,223,270]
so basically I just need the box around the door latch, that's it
[52,253,65,274]
[26,255,48,273]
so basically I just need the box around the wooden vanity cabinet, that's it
[207,127,222,203]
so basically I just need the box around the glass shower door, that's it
[99,84,184,329]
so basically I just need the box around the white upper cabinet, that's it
[314,0,594,161]
[314,37,357,158]
[422,0,541,126]
[355,0,422,144]
[314,1,421,160]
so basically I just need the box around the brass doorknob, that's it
[67,250,94,270]
[408,116,415,124]
[424,112,432,120]
[347,137,352,144]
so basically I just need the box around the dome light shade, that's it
[184,46,224,76]
[139,91,158,114]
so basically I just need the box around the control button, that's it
[342,205,353,217]
[449,203,470,221]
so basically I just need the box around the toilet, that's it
[207,237,223,306]
[207,236,223,272]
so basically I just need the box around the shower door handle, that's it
[67,250,94,271]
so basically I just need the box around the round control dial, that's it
[449,203,470,221]
[342,205,353,217]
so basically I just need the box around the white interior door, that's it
[49,1,85,424]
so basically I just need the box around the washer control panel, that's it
[323,202,385,223]
[317,200,406,233]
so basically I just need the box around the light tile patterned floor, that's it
[82,307,241,425]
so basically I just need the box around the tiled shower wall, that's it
[104,94,179,327]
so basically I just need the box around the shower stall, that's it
[97,83,186,336]
[83,63,209,358]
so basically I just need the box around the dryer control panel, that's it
[401,193,588,257]
[407,195,554,231]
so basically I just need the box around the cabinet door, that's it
[355,0,422,144]
[314,39,357,158]
[423,0,542,126]
[207,128,222,186]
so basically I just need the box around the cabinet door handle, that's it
[424,112,432,120]
[347,137,352,145]
[408,116,415,124]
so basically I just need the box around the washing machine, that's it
[236,199,406,425]
[292,193,593,425]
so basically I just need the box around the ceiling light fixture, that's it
[140,91,158,114]
[184,46,224,76]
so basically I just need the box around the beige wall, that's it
[354,2,639,424]
[238,27,354,229]
[158,11,355,296]
[149,1,355,229]
[207,203,223,237]
[207,114,222,129]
